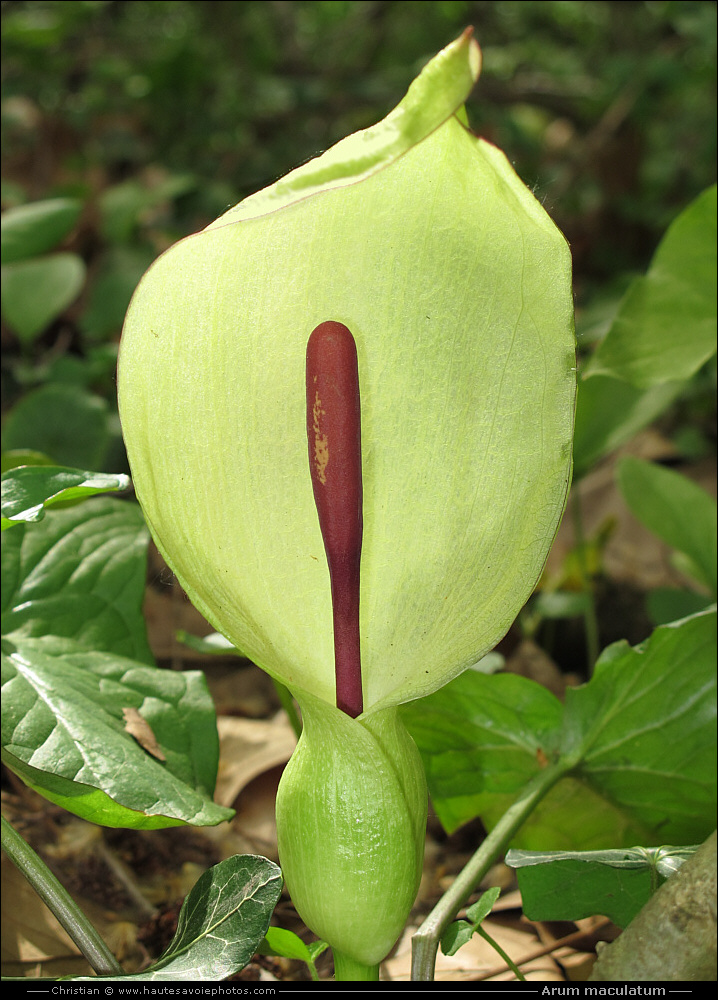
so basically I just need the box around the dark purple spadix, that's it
[306,321,363,718]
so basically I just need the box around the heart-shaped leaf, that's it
[403,609,716,847]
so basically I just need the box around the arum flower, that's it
[118,30,575,978]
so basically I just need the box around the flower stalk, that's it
[411,756,576,981]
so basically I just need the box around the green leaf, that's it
[617,457,717,596]
[403,609,716,847]
[531,590,590,619]
[465,885,502,925]
[1,494,232,827]
[586,185,717,388]
[1,465,130,531]
[176,629,242,656]
[1,450,55,473]
[401,671,564,831]
[1,253,86,343]
[506,845,697,928]
[1,497,153,664]
[307,940,330,962]
[441,886,501,956]
[8,856,282,981]
[261,926,314,963]
[132,855,282,979]
[1,385,112,471]
[562,609,716,845]
[1,633,232,828]
[1,198,83,264]
[646,587,713,626]
[440,919,475,957]
[99,175,195,244]
[573,374,682,479]
[260,927,328,981]
[79,246,156,341]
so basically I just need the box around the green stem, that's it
[333,949,380,981]
[411,756,574,982]
[1,814,123,977]
[476,925,527,981]
[571,485,600,672]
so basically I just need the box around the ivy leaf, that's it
[126,855,282,980]
[6,856,282,982]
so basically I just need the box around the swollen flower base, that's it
[276,697,427,972]
[118,30,576,980]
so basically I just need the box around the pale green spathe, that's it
[118,33,575,713]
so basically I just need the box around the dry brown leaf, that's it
[122,707,166,761]
[215,714,297,808]
[504,640,566,698]
[230,766,287,861]
[1,853,89,977]
[203,714,297,860]
[143,546,223,664]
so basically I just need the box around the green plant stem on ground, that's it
[475,925,527,981]
[332,950,380,981]
[571,486,601,672]
[1,814,124,977]
[411,756,575,981]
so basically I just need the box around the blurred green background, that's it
[1,0,716,471]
